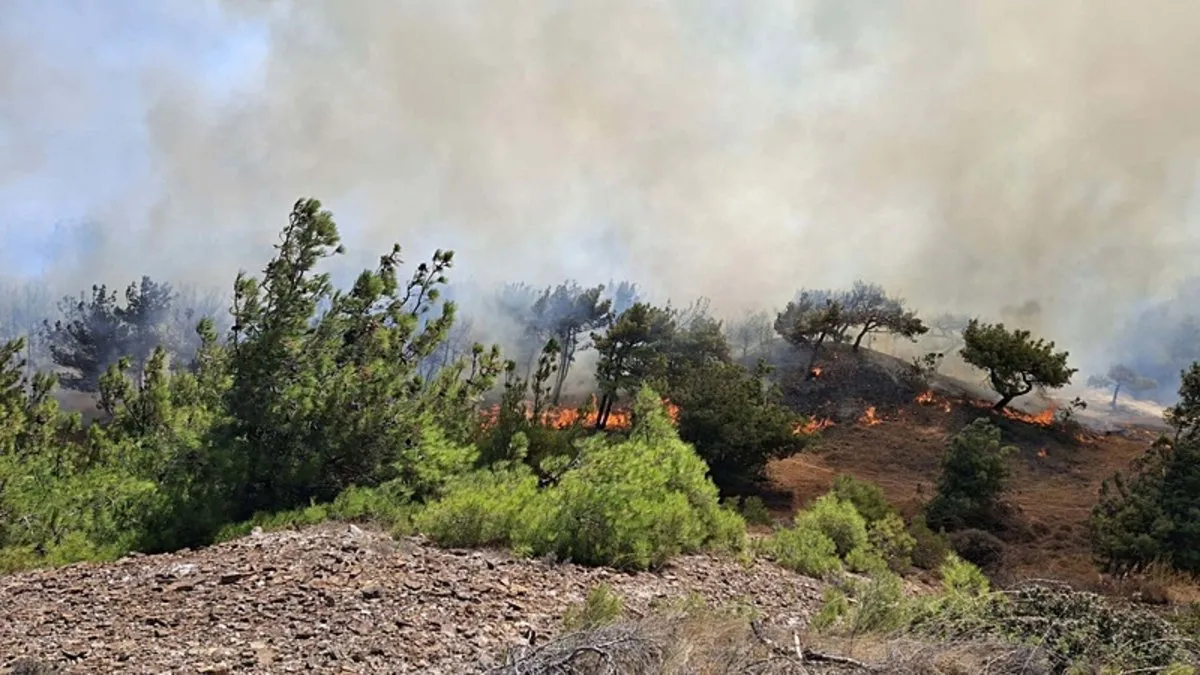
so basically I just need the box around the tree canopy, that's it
[959,319,1076,411]
[1087,364,1157,409]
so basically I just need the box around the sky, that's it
[5,1,1200,381]
[0,0,268,275]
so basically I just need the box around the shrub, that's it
[562,583,625,631]
[831,474,893,524]
[1091,435,1200,575]
[844,545,889,575]
[908,514,952,570]
[926,418,1014,531]
[735,495,774,527]
[795,494,869,558]
[948,528,1006,569]
[848,571,909,634]
[415,467,543,550]
[543,388,746,569]
[767,523,841,578]
[869,512,917,571]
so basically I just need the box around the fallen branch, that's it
[750,620,877,671]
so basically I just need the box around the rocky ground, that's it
[0,524,825,674]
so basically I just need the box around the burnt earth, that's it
[0,523,824,674]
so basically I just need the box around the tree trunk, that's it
[596,394,614,430]
[805,332,828,377]
[852,323,875,352]
[1111,383,1121,410]
[992,395,1014,411]
[551,333,574,405]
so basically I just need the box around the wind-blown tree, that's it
[959,319,1076,411]
[592,303,676,429]
[840,280,928,351]
[532,282,612,405]
[1087,364,1157,410]
[774,293,844,375]
[223,198,504,518]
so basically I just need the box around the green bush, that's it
[795,494,869,558]
[414,387,746,570]
[1091,365,1200,575]
[735,495,774,527]
[948,528,1006,569]
[542,388,746,569]
[767,522,841,577]
[562,583,624,631]
[415,467,543,550]
[868,512,917,572]
[831,474,894,524]
[926,418,1014,532]
[908,514,952,570]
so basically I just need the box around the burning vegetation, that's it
[479,395,680,431]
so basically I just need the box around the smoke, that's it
[6,0,1200,378]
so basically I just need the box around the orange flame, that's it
[796,417,835,434]
[480,396,680,431]
[859,406,882,426]
[915,390,954,413]
[810,367,823,378]
[971,400,1057,426]
[1037,448,1048,458]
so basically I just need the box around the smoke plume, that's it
[6,0,1200,377]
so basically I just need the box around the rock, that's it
[0,523,825,673]
[218,572,251,585]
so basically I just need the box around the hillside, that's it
[766,344,1182,594]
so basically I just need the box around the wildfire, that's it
[796,417,835,434]
[1037,448,1048,459]
[809,366,823,378]
[970,400,1057,427]
[915,390,954,413]
[859,406,882,426]
[479,396,680,431]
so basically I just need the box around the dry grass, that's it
[488,609,1059,675]
[767,397,1160,590]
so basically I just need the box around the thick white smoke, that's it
[5,0,1200,378]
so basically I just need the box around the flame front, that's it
[915,390,954,413]
[970,400,1057,426]
[480,396,680,430]
[859,406,882,426]
[796,417,835,434]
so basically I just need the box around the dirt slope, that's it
[768,395,1158,588]
[0,524,824,674]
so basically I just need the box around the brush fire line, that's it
[479,396,680,430]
